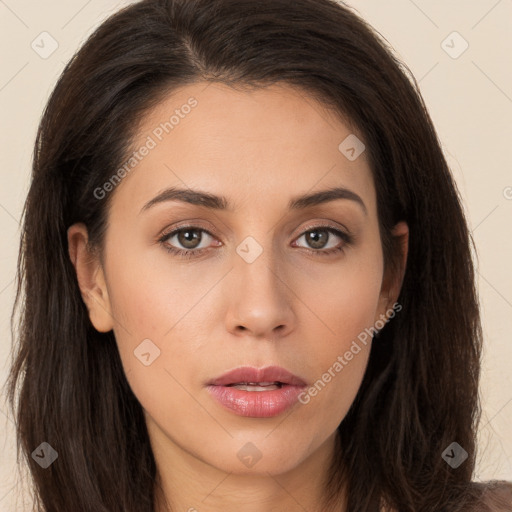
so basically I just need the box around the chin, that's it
[197,431,323,476]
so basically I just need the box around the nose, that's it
[224,244,296,340]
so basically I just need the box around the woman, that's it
[7,0,512,510]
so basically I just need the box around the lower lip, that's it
[206,384,306,418]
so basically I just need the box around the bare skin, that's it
[68,82,408,512]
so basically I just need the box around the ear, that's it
[376,221,409,319]
[67,223,114,333]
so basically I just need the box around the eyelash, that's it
[158,224,352,259]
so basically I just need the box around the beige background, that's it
[1,0,511,509]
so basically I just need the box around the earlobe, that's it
[67,223,114,333]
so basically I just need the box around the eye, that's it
[158,224,352,259]
[293,225,351,256]
[158,226,218,258]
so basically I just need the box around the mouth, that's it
[207,365,307,387]
[206,366,307,418]
[225,381,284,391]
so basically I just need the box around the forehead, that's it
[112,81,376,216]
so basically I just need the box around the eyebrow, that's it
[140,185,367,215]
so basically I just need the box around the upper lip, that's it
[208,365,307,387]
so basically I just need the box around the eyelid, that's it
[297,220,351,238]
[158,220,218,240]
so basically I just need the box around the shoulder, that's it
[380,481,512,512]
[471,480,512,511]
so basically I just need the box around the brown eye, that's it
[160,227,216,254]
[303,229,330,249]
[175,228,204,249]
[294,226,349,253]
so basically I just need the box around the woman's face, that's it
[69,82,406,477]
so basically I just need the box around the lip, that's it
[207,365,307,387]
[206,365,307,418]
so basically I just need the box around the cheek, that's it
[106,275,205,442]
[104,242,204,341]
[298,242,384,346]
[101,246,224,421]
[287,245,383,425]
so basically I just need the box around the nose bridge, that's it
[235,232,284,299]
[226,231,295,337]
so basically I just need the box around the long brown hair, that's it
[8,0,485,510]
